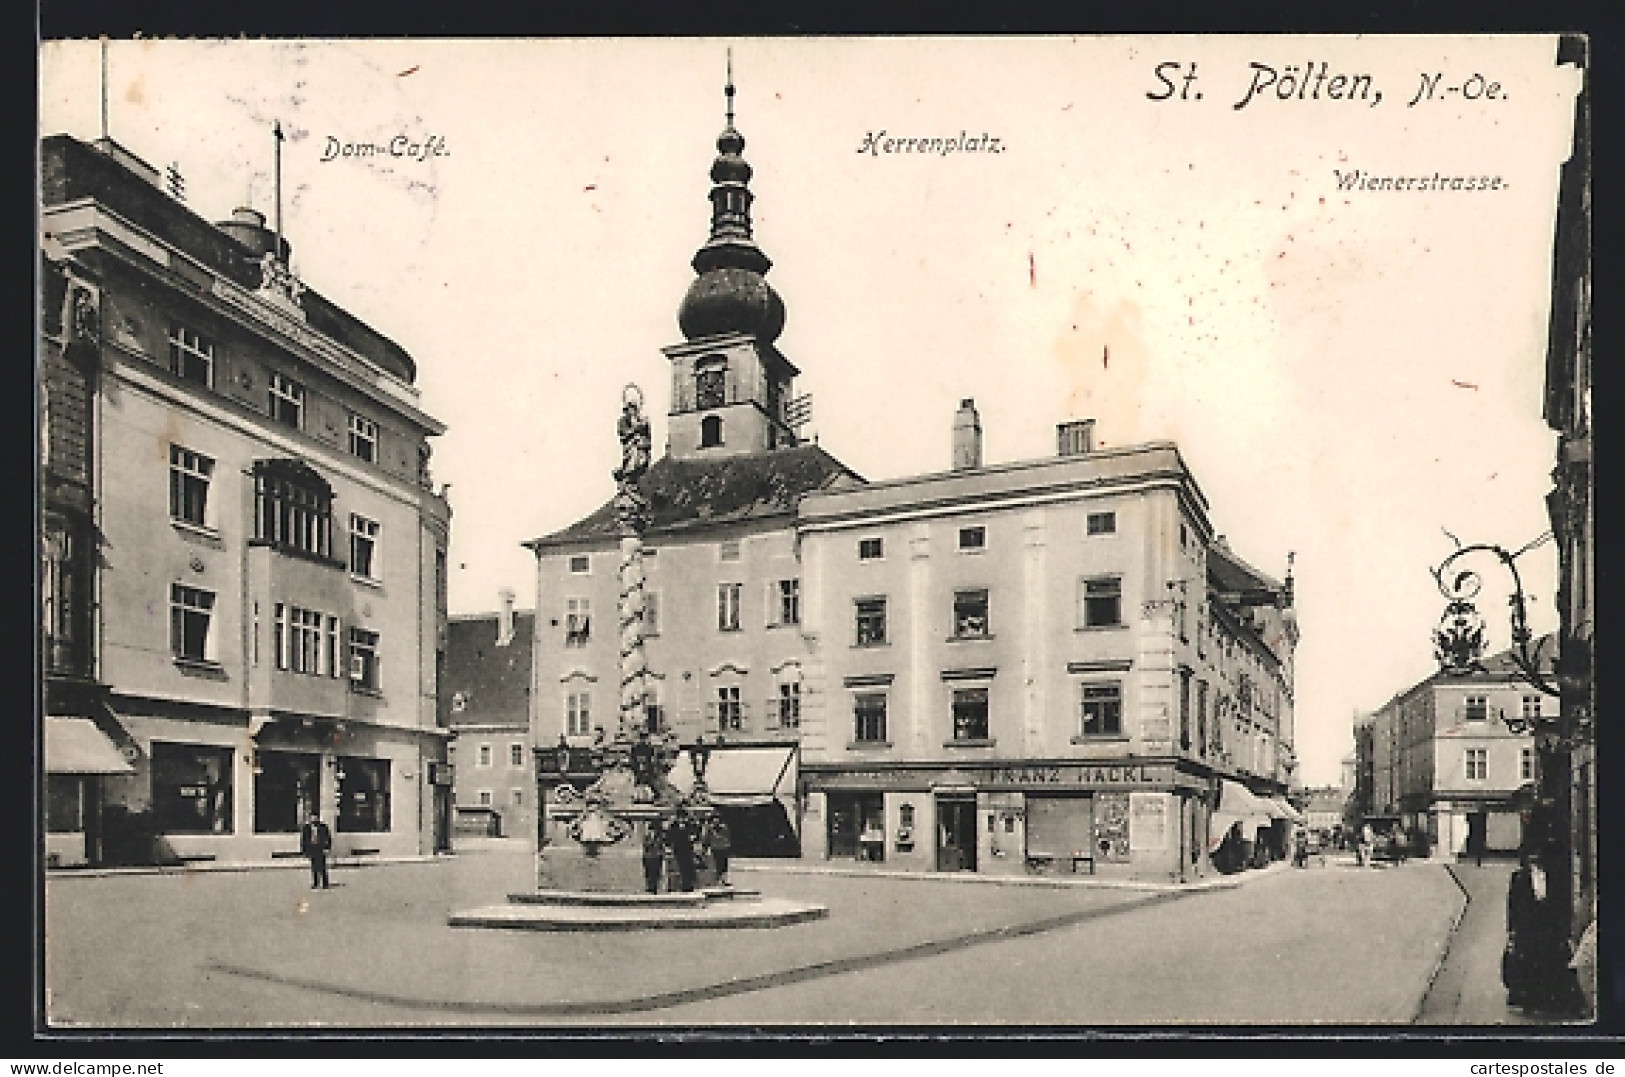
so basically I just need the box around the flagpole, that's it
[100,38,109,140]
[273,121,284,261]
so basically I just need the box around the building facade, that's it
[445,591,536,838]
[524,83,1297,881]
[40,134,453,866]
[1362,645,1545,857]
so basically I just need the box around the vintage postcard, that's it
[37,35,1593,1032]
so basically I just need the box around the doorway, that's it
[1467,811,1487,859]
[936,796,977,872]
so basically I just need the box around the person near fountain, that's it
[641,824,666,895]
[706,815,733,886]
[666,807,699,892]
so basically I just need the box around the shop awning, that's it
[1210,780,1275,851]
[1269,796,1305,824]
[45,717,133,775]
[670,745,798,808]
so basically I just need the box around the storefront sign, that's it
[810,761,1174,791]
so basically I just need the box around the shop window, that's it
[854,693,888,743]
[347,412,378,463]
[827,791,885,860]
[151,741,234,834]
[170,583,217,664]
[46,775,85,833]
[952,589,990,638]
[253,750,320,833]
[1080,681,1123,737]
[349,514,381,581]
[717,583,742,632]
[337,756,391,833]
[1086,511,1116,535]
[565,598,590,646]
[252,459,335,561]
[957,526,986,551]
[348,627,380,691]
[167,324,214,386]
[268,371,305,429]
[952,687,990,741]
[169,445,215,528]
[855,597,888,646]
[1081,576,1123,627]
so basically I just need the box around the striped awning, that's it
[45,717,133,775]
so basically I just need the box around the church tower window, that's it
[695,358,727,409]
[701,415,724,448]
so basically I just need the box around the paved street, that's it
[45,843,1494,1028]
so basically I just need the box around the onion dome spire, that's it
[678,50,785,343]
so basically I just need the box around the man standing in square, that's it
[300,811,333,890]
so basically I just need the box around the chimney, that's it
[497,588,516,647]
[216,206,292,262]
[1057,419,1095,456]
[951,398,982,471]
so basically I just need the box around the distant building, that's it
[40,134,453,866]
[444,590,535,838]
[1298,785,1348,834]
[1359,641,1548,857]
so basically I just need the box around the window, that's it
[170,583,216,663]
[717,583,742,632]
[695,361,727,409]
[349,514,381,581]
[348,627,380,691]
[252,460,335,560]
[952,687,990,741]
[565,598,590,646]
[1196,679,1209,757]
[275,604,331,675]
[855,597,888,646]
[169,446,215,528]
[347,413,378,463]
[253,750,320,834]
[958,526,986,551]
[565,691,591,737]
[1179,668,1193,750]
[777,579,801,626]
[716,685,742,733]
[1080,681,1123,737]
[854,693,888,743]
[1081,576,1123,628]
[644,591,660,636]
[700,415,724,448]
[776,681,802,730]
[478,743,492,768]
[41,517,86,675]
[336,755,390,833]
[151,742,234,834]
[167,325,214,386]
[1521,696,1542,722]
[1180,523,1189,549]
[568,555,590,574]
[511,788,524,806]
[1521,747,1535,782]
[1465,748,1488,781]
[858,537,884,560]
[510,743,524,767]
[953,589,990,638]
[268,372,305,429]
[719,540,741,562]
[478,790,493,807]
[1086,511,1116,535]
[1464,695,1488,721]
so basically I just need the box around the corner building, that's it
[796,420,1298,881]
[40,134,453,866]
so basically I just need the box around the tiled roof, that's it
[444,612,535,728]
[1207,542,1283,597]
[528,444,863,548]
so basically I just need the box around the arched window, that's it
[701,415,724,448]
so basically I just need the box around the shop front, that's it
[44,716,135,868]
[801,758,1215,881]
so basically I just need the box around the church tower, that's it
[664,62,802,459]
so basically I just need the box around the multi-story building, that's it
[40,133,453,866]
[524,82,1297,882]
[1362,642,1546,858]
[795,406,1297,882]
[445,589,536,839]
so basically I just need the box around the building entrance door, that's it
[936,797,977,872]
[1467,811,1487,860]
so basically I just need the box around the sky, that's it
[39,36,1582,786]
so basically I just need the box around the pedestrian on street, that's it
[1359,823,1375,868]
[299,811,332,890]
[641,823,665,895]
[707,815,733,885]
[666,808,698,893]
